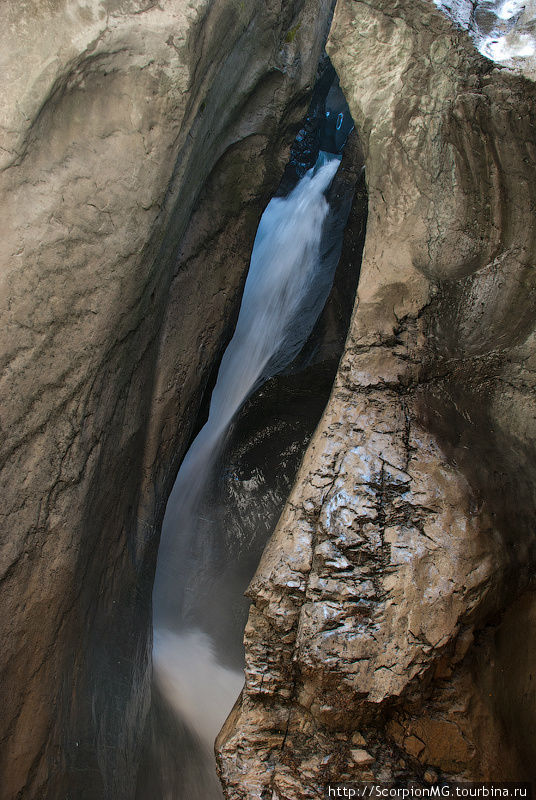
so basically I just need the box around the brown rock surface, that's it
[218,0,536,794]
[0,1,335,798]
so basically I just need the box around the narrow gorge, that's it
[1,1,535,799]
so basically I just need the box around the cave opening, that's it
[136,56,368,800]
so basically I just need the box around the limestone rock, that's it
[350,749,374,767]
[424,768,439,784]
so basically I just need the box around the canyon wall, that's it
[0,1,336,797]
[219,0,536,793]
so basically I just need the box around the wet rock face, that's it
[0,1,336,797]
[219,0,536,793]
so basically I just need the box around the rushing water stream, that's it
[151,151,342,791]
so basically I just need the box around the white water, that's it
[435,0,536,75]
[152,153,340,773]
[153,629,244,749]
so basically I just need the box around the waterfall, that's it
[151,152,341,783]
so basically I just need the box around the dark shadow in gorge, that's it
[135,62,368,800]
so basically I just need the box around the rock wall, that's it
[0,1,336,798]
[218,0,536,793]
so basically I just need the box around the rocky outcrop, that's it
[218,0,536,793]
[0,2,337,798]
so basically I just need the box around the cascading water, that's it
[151,152,341,787]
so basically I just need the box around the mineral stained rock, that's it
[0,1,335,798]
[218,0,536,793]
